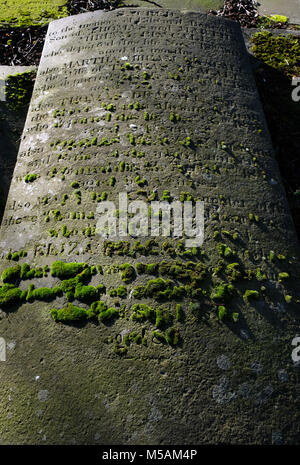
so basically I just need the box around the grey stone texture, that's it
[0,9,299,445]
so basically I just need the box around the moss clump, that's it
[152,331,166,344]
[165,327,180,346]
[60,269,95,301]
[135,175,147,187]
[0,284,22,308]
[20,263,30,278]
[176,304,184,321]
[251,31,300,78]
[116,285,127,298]
[32,286,61,301]
[278,272,290,283]
[269,250,276,262]
[19,263,44,280]
[24,173,37,183]
[103,239,159,258]
[217,243,235,258]
[51,261,87,279]
[109,285,127,298]
[136,262,146,274]
[269,15,288,23]
[104,240,132,257]
[210,283,235,303]
[145,278,169,295]
[131,303,156,323]
[60,276,80,298]
[159,260,206,282]
[124,62,133,70]
[113,345,127,356]
[161,190,171,201]
[128,133,135,145]
[258,15,288,28]
[232,312,239,323]
[1,265,21,283]
[249,213,259,222]
[136,262,158,275]
[218,305,227,321]
[110,176,116,187]
[133,278,185,301]
[148,191,158,201]
[87,300,107,319]
[98,306,118,323]
[26,283,35,302]
[169,112,180,122]
[74,284,99,302]
[217,306,239,323]
[119,263,135,283]
[124,331,142,346]
[6,249,27,261]
[225,263,241,282]
[50,303,87,322]
[155,307,172,328]
[243,289,259,304]
[5,71,35,110]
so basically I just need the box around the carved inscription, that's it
[0,9,297,263]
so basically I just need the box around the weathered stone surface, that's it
[0,8,299,445]
[0,66,36,81]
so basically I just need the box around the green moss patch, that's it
[131,303,156,323]
[0,284,23,308]
[5,71,35,110]
[51,300,119,323]
[74,284,100,302]
[109,285,127,298]
[119,263,135,283]
[1,264,21,283]
[24,173,38,183]
[243,289,259,304]
[210,283,235,303]
[0,0,69,27]
[251,32,300,77]
[165,327,180,346]
[51,261,88,279]
[98,306,118,323]
[133,278,186,301]
[50,303,88,322]
[258,15,288,28]
[31,286,62,301]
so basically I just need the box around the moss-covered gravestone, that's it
[0,9,299,445]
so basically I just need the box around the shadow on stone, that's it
[0,102,30,223]
[248,53,300,242]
